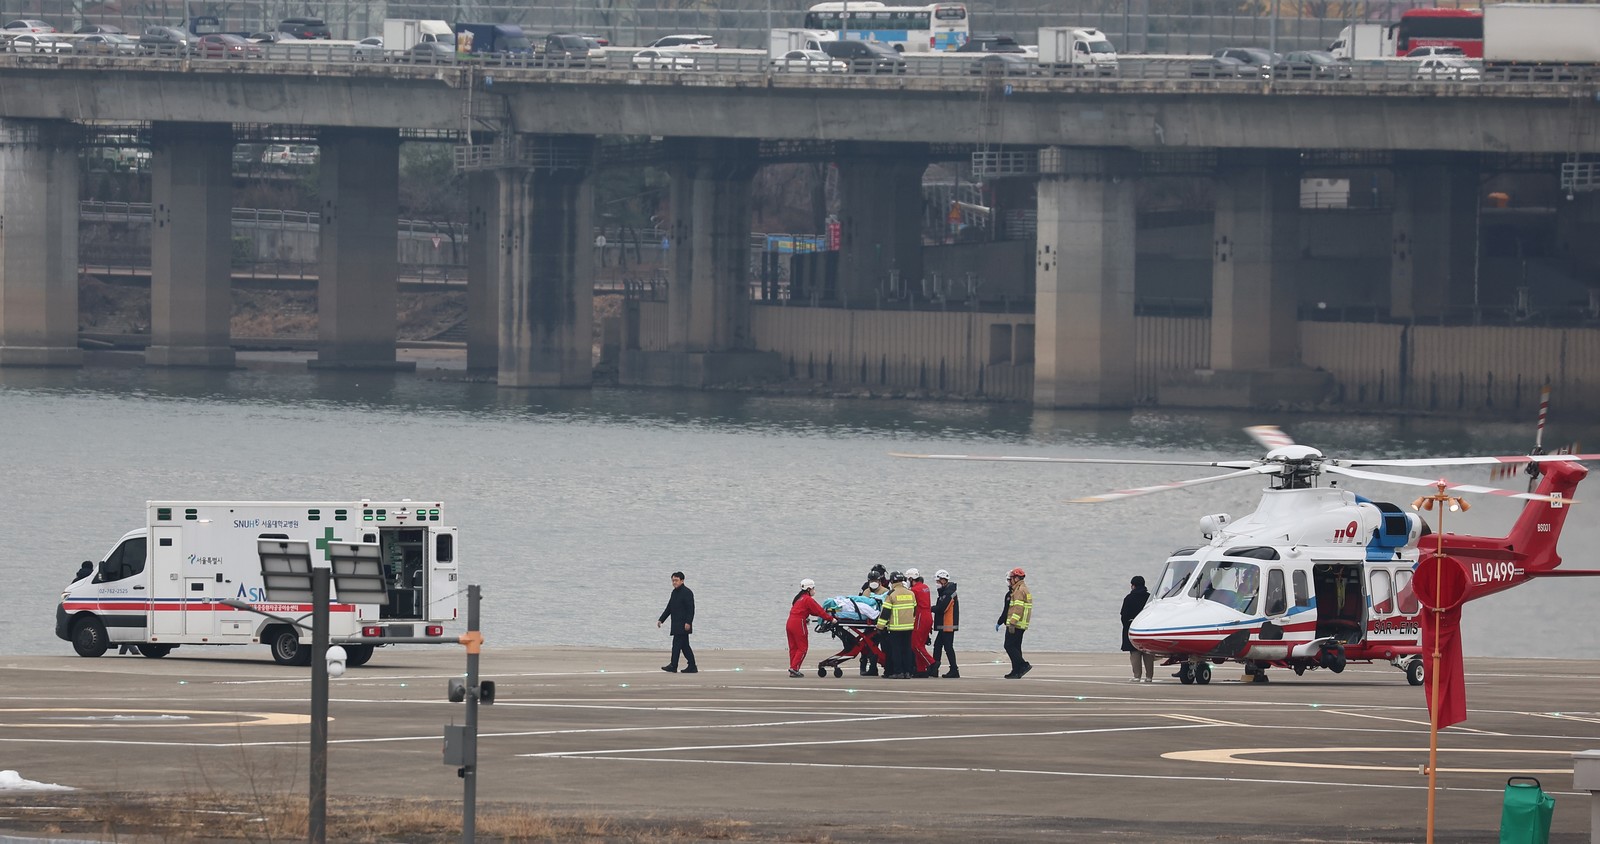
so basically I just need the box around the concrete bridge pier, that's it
[1161,151,1333,407]
[313,128,412,371]
[1031,148,1137,408]
[0,119,81,367]
[496,137,598,388]
[836,142,927,305]
[622,138,779,387]
[465,171,500,373]
[146,122,235,368]
[1391,153,1478,320]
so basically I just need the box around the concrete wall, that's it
[634,302,1600,412]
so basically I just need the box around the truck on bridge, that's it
[456,22,533,56]
[382,18,453,52]
[1328,23,1394,60]
[1037,26,1118,76]
[1483,3,1600,80]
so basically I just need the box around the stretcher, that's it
[813,618,885,678]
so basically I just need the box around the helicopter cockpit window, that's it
[1264,568,1287,616]
[1188,560,1261,615]
[1370,569,1394,615]
[1396,570,1419,614]
[1157,559,1199,599]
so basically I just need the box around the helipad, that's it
[0,648,1594,842]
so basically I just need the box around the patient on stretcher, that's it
[822,594,882,622]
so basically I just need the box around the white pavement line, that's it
[1528,712,1600,725]
[1320,709,1508,736]
[211,668,764,685]
[541,755,1561,796]
[493,703,903,717]
[1164,746,1575,776]
[1163,714,1247,728]
[525,722,1214,758]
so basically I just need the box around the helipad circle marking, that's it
[0,708,312,728]
[1164,746,1571,774]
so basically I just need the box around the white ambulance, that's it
[57,501,459,666]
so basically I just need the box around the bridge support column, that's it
[0,120,81,367]
[146,122,235,368]
[498,137,597,388]
[1032,148,1137,408]
[621,138,779,387]
[1391,155,1478,320]
[836,143,927,306]
[465,171,500,372]
[1160,151,1332,407]
[313,128,412,371]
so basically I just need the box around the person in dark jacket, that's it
[858,563,888,676]
[931,569,960,678]
[1122,575,1153,682]
[658,571,698,673]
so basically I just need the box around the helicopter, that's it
[894,426,1598,685]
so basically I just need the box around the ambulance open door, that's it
[428,526,459,622]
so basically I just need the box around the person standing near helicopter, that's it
[907,568,935,677]
[997,567,1033,678]
[787,578,835,678]
[1121,575,1154,682]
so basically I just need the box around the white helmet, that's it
[935,569,950,580]
[800,578,815,589]
[905,568,921,580]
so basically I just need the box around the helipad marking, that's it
[1164,714,1246,728]
[1163,746,1573,774]
[0,708,310,729]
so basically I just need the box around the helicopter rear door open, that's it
[1313,562,1366,645]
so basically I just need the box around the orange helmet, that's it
[1008,567,1026,578]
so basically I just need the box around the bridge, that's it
[3,52,1599,407]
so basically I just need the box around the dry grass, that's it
[0,792,763,843]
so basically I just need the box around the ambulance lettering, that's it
[236,585,270,602]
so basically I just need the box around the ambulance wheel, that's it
[1405,658,1425,686]
[137,644,174,659]
[344,645,374,668]
[269,628,311,667]
[71,619,108,658]
[1194,663,1212,685]
[833,667,843,678]
[1177,664,1195,685]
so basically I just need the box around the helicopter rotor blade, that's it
[1245,425,1296,452]
[1069,465,1282,504]
[1321,464,1572,503]
[889,453,1258,469]
[1336,453,1600,469]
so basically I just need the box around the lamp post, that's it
[1410,483,1468,844]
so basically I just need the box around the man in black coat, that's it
[658,571,697,673]
[1122,575,1154,682]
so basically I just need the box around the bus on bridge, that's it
[802,2,969,51]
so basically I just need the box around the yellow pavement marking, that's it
[0,707,311,728]
[1164,746,1572,774]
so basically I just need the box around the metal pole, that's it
[310,567,329,844]
[841,0,848,41]
[462,584,480,844]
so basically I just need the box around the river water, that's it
[4,363,1597,661]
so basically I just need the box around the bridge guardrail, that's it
[7,49,1596,88]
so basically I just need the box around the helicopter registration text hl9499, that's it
[893,426,1600,686]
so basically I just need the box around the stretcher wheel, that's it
[833,667,842,678]
[818,666,827,677]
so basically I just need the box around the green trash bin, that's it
[1499,776,1554,844]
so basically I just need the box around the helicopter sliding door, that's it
[1312,563,1366,644]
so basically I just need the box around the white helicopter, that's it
[895,426,1597,685]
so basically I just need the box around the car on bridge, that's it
[819,39,907,74]
[772,49,846,73]
[1413,55,1480,80]
[9,33,74,53]
[968,52,1031,76]
[956,34,1026,54]
[632,47,696,70]
[3,19,56,32]
[138,25,195,56]
[1189,47,1280,79]
[1404,45,1465,59]
[1274,50,1351,80]
[277,17,331,39]
[196,33,263,58]
[404,41,456,64]
[644,34,715,49]
[72,33,139,55]
[74,23,123,35]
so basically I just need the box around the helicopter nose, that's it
[1129,600,1250,656]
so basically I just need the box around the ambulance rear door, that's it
[429,526,459,622]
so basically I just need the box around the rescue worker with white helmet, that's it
[786,578,834,678]
[931,569,960,678]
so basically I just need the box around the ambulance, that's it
[57,501,459,666]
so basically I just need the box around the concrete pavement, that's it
[0,647,1596,842]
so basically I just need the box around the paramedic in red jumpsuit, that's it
[908,568,935,677]
[787,578,835,678]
